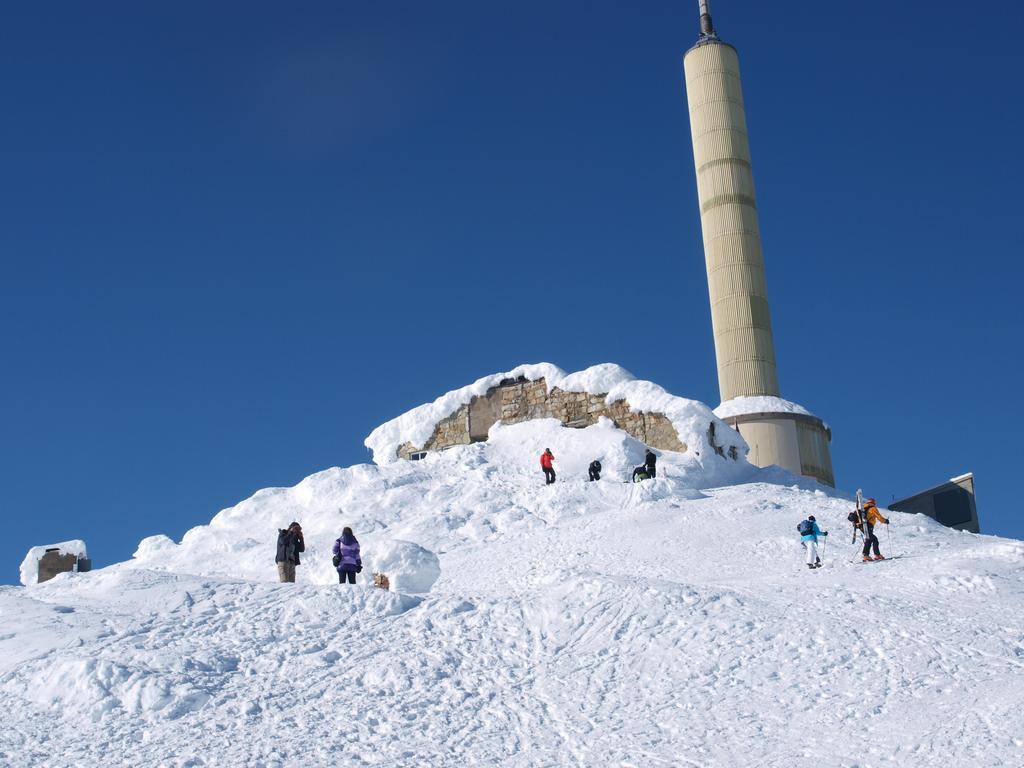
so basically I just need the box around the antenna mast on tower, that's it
[698,0,717,39]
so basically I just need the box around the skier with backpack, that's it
[849,496,889,562]
[797,515,828,569]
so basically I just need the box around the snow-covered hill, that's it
[3,386,1023,766]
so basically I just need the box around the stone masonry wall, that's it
[397,378,688,459]
[396,404,471,460]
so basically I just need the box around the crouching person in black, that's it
[588,459,602,482]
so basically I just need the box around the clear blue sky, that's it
[2,1,1022,582]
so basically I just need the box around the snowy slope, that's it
[2,419,1023,767]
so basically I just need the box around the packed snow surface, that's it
[3,419,1023,767]
[19,540,88,586]
[714,395,815,419]
[365,362,746,464]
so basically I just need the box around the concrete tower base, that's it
[717,403,834,487]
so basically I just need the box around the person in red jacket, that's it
[540,448,556,485]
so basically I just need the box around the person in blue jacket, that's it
[798,515,828,569]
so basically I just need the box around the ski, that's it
[852,488,863,544]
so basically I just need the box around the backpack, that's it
[797,520,814,536]
[332,537,343,568]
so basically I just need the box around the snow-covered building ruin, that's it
[365,363,746,466]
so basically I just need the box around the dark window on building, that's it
[410,451,428,461]
[933,488,972,528]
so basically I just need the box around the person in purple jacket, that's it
[332,526,362,585]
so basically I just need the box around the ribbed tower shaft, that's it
[684,40,780,402]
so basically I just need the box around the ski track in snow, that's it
[2,422,1023,767]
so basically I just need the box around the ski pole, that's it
[821,536,827,567]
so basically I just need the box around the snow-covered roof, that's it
[713,395,815,420]
[19,540,88,586]
[364,362,746,465]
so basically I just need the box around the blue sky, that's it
[2,0,1022,582]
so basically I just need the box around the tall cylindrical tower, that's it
[683,2,835,487]
[684,10,777,403]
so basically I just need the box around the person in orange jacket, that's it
[851,498,889,561]
[540,448,556,485]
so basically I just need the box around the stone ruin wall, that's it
[396,377,689,460]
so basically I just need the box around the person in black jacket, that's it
[644,449,657,479]
[588,459,602,482]
[275,521,305,583]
